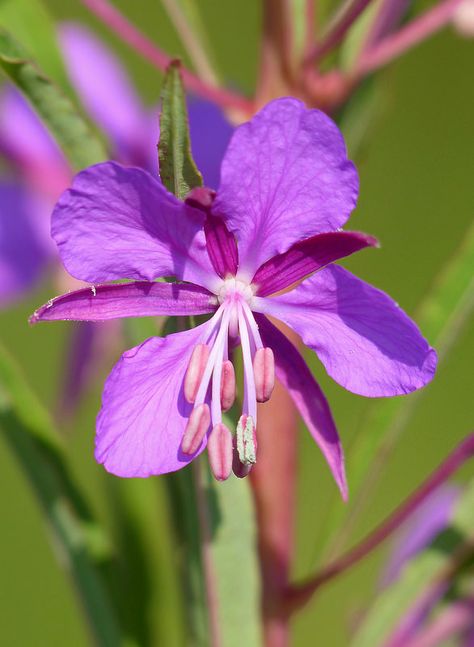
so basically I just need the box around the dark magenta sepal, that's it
[252,230,378,297]
[185,186,239,278]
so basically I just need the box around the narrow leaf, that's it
[208,450,263,647]
[0,0,69,85]
[159,60,203,199]
[0,27,106,171]
[0,342,123,647]
[351,479,474,647]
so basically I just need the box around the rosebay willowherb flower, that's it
[31,98,437,493]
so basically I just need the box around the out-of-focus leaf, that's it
[0,0,68,85]
[0,28,106,170]
[350,479,474,647]
[0,342,124,647]
[322,222,474,553]
[208,445,263,647]
[159,60,203,198]
[160,0,221,84]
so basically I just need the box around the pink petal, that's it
[52,161,219,291]
[96,322,212,477]
[213,97,358,277]
[255,265,437,397]
[30,281,215,323]
[257,315,347,499]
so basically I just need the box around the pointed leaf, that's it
[0,342,123,647]
[0,27,106,170]
[159,60,203,198]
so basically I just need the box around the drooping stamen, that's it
[181,403,211,455]
[232,444,252,479]
[236,414,257,466]
[220,360,236,411]
[253,347,275,403]
[184,343,210,403]
[208,423,233,481]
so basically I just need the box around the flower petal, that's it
[213,97,359,277]
[0,182,50,305]
[96,322,212,477]
[256,314,347,499]
[30,281,215,322]
[254,265,437,397]
[188,99,233,190]
[52,161,219,290]
[0,87,69,196]
[382,485,459,586]
[59,23,151,166]
[252,230,378,297]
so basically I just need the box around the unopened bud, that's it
[220,360,236,411]
[184,344,209,403]
[181,403,210,455]
[207,423,233,481]
[253,347,275,403]
[236,414,257,466]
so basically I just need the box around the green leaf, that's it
[159,60,203,198]
[0,0,69,86]
[0,342,124,647]
[322,222,474,553]
[350,479,474,647]
[208,454,263,647]
[0,27,106,171]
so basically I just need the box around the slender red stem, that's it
[80,0,253,113]
[356,0,463,76]
[284,433,474,613]
[250,326,299,647]
[303,0,375,66]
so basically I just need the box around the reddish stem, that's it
[284,433,474,613]
[250,326,299,647]
[80,0,253,113]
[356,0,463,76]
[303,0,376,66]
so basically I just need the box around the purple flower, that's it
[31,98,436,493]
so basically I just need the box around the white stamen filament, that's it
[237,302,258,425]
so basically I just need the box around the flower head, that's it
[32,97,437,495]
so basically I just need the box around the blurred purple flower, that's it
[0,22,233,308]
[32,97,436,490]
[382,485,474,647]
[382,484,459,586]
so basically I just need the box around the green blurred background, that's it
[0,1,472,645]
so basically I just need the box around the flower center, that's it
[180,280,275,482]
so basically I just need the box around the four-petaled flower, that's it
[31,98,436,497]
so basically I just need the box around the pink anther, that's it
[181,403,210,455]
[207,423,233,481]
[220,360,236,411]
[253,347,275,403]
[184,344,210,403]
